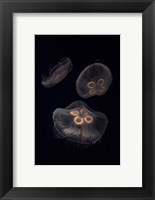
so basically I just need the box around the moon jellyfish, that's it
[76,63,112,98]
[53,101,108,144]
[41,57,73,88]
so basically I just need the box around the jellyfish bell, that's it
[41,57,73,88]
[76,63,112,98]
[53,101,108,145]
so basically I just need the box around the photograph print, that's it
[35,35,120,165]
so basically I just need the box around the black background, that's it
[35,35,120,165]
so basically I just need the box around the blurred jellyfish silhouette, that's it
[41,57,73,88]
[76,63,112,98]
[53,101,108,145]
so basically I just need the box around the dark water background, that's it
[35,35,120,165]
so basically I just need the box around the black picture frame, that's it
[0,0,155,199]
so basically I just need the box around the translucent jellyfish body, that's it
[76,63,112,98]
[53,101,108,144]
[41,57,73,88]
